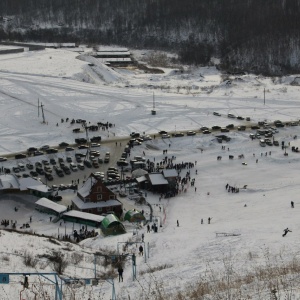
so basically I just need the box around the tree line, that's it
[1,0,300,75]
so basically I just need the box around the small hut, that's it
[124,209,146,223]
[100,214,126,236]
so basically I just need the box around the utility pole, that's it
[264,88,265,105]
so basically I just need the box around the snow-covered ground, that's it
[1,47,300,299]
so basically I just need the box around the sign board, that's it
[0,274,9,284]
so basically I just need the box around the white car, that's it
[141,135,152,141]
[91,143,101,148]
[227,114,236,118]
[162,134,170,139]
[0,157,7,162]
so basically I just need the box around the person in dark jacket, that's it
[118,266,123,282]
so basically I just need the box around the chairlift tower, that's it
[84,122,90,159]
[151,92,156,115]
[38,99,46,123]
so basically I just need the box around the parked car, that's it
[40,145,50,151]
[15,153,27,159]
[45,172,54,181]
[212,126,221,130]
[42,160,50,165]
[84,160,92,168]
[66,157,72,163]
[273,140,279,146]
[77,163,85,170]
[65,147,75,151]
[202,130,211,134]
[70,163,78,171]
[34,151,43,156]
[46,148,58,154]
[200,126,209,131]
[161,134,170,139]
[59,142,69,147]
[91,143,101,148]
[13,166,20,173]
[172,132,184,137]
[26,163,34,170]
[237,116,245,120]
[220,128,229,132]
[186,131,196,136]
[0,157,7,162]
[227,114,236,118]
[50,158,56,165]
[213,112,221,116]
[78,145,89,149]
[36,168,45,175]
[226,124,234,129]
[30,171,38,177]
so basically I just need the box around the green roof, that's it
[101,214,121,229]
[124,209,146,222]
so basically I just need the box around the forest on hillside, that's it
[1,0,300,75]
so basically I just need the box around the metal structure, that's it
[38,100,46,123]
[0,272,62,300]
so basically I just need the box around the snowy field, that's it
[1,47,300,299]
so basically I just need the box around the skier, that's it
[177,220,179,227]
[208,217,212,224]
[291,201,294,208]
[282,228,292,237]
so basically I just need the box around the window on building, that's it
[109,195,115,199]
[97,194,102,200]
[97,207,102,212]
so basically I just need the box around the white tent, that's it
[131,168,148,178]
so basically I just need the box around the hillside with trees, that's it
[1,0,300,75]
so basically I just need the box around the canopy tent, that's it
[100,214,126,236]
[131,168,148,178]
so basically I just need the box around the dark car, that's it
[46,148,58,154]
[84,160,92,168]
[59,142,69,147]
[200,126,209,131]
[66,157,72,163]
[75,138,87,144]
[90,136,102,142]
[273,140,279,146]
[130,132,140,138]
[213,112,221,116]
[220,128,229,132]
[251,125,260,130]
[30,170,38,177]
[15,153,27,159]
[26,163,34,170]
[237,116,245,120]
[50,158,56,165]
[78,145,89,149]
[34,151,44,156]
[45,172,54,181]
[226,124,234,129]
[65,147,75,151]
[202,130,211,134]
[212,126,221,131]
[36,168,45,175]
[172,132,184,137]
[27,147,38,154]
[159,130,168,135]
